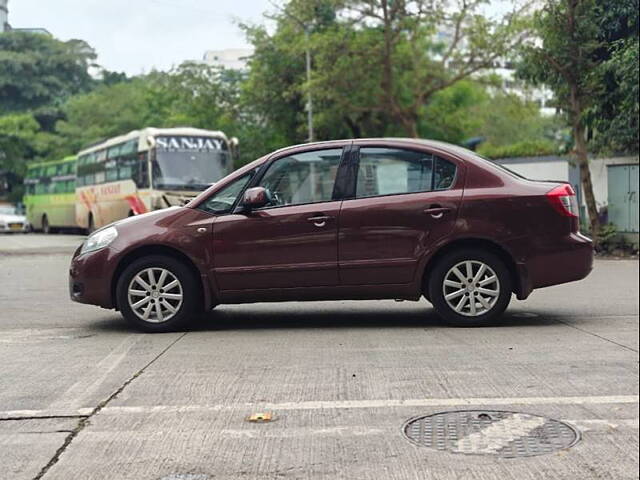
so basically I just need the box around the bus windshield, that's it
[152,136,231,190]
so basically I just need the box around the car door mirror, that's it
[243,187,270,210]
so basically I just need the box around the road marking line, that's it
[454,414,545,454]
[2,395,637,419]
[98,394,639,414]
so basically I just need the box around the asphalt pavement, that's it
[0,234,638,480]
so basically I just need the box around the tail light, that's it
[547,184,579,218]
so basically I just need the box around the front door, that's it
[213,147,346,291]
[338,146,463,285]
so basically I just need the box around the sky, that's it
[9,0,272,75]
[9,0,514,76]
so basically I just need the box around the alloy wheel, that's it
[127,267,183,323]
[442,260,500,317]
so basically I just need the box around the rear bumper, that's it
[69,246,118,309]
[516,232,593,298]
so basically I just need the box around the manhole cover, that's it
[403,410,579,457]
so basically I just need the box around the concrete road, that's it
[0,234,638,480]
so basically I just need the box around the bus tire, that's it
[42,215,50,234]
[87,214,95,234]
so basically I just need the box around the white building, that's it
[202,48,253,71]
[0,1,51,35]
[1,0,9,33]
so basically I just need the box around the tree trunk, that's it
[573,121,600,243]
[343,115,362,138]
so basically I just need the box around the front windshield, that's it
[0,206,17,215]
[152,135,231,191]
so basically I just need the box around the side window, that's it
[258,148,342,208]
[198,171,255,215]
[355,148,456,198]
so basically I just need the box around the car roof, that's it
[269,137,476,161]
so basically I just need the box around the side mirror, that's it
[242,187,270,210]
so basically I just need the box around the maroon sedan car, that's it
[69,138,593,332]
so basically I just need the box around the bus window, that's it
[106,159,119,182]
[54,180,65,194]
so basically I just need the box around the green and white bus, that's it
[24,156,77,233]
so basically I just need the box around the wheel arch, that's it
[421,237,522,300]
[111,244,211,311]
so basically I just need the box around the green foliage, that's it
[477,139,558,159]
[0,32,96,113]
[588,0,639,154]
[247,0,532,140]
[55,79,153,154]
[0,113,40,175]
[517,0,601,107]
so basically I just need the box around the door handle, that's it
[423,206,452,219]
[307,215,333,227]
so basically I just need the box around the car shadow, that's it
[88,302,571,334]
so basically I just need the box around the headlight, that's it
[81,226,118,254]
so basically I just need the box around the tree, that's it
[0,32,96,113]
[315,0,530,138]
[588,0,639,154]
[518,0,602,239]
[0,113,40,175]
[55,79,154,154]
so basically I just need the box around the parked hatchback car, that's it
[69,139,593,332]
[0,205,30,233]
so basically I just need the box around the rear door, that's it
[338,145,464,285]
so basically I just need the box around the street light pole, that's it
[304,28,314,142]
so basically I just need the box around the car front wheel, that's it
[116,255,199,332]
[428,248,512,327]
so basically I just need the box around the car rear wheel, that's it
[428,248,512,327]
[116,255,199,332]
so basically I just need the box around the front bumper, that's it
[69,246,119,309]
[0,222,30,233]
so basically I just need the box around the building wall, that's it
[202,48,253,71]
[496,154,639,225]
[496,157,571,183]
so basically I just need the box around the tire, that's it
[116,255,200,332]
[428,248,512,327]
[42,215,50,234]
[87,214,95,234]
